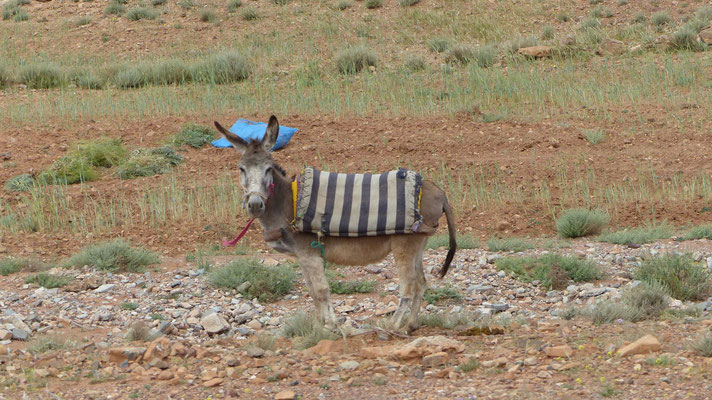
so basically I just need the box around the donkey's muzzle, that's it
[246,195,266,217]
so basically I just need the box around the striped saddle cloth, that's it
[294,167,423,237]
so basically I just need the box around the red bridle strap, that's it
[222,182,275,247]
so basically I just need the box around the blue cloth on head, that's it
[211,119,298,151]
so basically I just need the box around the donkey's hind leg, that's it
[298,255,337,329]
[405,242,427,333]
[390,236,427,331]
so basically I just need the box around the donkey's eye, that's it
[239,167,246,174]
[265,166,273,175]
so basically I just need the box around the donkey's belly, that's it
[324,236,392,266]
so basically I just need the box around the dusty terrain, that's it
[3,0,712,399]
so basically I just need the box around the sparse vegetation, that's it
[66,239,160,272]
[671,26,707,52]
[227,0,242,11]
[329,278,375,294]
[398,0,419,6]
[427,234,477,250]
[428,37,451,53]
[419,312,470,329]
[198,8,217,22]
[19,64,65,89]
[0,257,45,276]
[581,281,669,324]
[28,335,76,355]
[487,237,533,253]
[172,123,216,148]
[541,24,555,40]
[651,10,671,28]
[25,272,72,289]
[584,128,605,144]
[424,285,462,304]
[5,173,34,192]
[151,0,166,5]
[556,209,609,238]
[457,357,480,373]
[117,146,184,179]
[677,225,712,241]
[404,55,426,72]
[335,46,378,75]
[597,222,672,245]
[207,259,295,302]
[503,35,538,54]
[688,331,712,357]
[635,254,710,301]
[125,7,157,21]
[365,0,382,9]
[124,322,154,342]
[74,16,92,26]
[240,7,257,20]
[496,254,602,289]
[335,0,351,10]
[280,311,337,349]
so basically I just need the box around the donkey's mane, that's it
[273,163,287,177]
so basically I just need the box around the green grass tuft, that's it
[240,7,257,20]
[125,7,157,21]
[25,272,72,289]
[207,258,295,302]
[503,35,538,54]
[487,237,533,252]
[556,208,609,238]
[38,156,97,185]
[541,24,555,40]
[447,44,496,67]
[597,222,672,245]
[365,0,382,9]
[419,312,471,329]
[398,0,419,6]
[329,278,375,294]
[404,55,426,72]
[151,0,166,5]
[192,50,251,84]
[227,0,242,11]
[496,254,602,289]
[73,137,127,168]
[428,37,452,53]
[635,254,711,301]
[671,26,707,52]
[198,8,217,22]
[427,233,477,250]
[280,311,337,349]
[688,331,712,357]
[117,146,184,179]
[335,46,378,75]
[335,0,351,10]
[580,281,669,324]
[66,239,160,272]
[424,285,462,305]
[19,64,65,89]
[584,128,605,144]
[651,10,671,27]
[5,173,34,192]
[74,16,92,26]
[677,225,712,241]
[172,123,216,148]
[0,257,45,276]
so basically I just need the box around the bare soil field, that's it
[2,0,712,399]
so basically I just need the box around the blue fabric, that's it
[211,119,298,150]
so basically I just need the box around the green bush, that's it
[398,0,419,6]
[151,0,166,5]
[117,146,184,179]
[689,331,712,357]
[75,72,105,89]
[671,26,707,51]
[556,208,609,238]
[0,257,45,276]
[541,24,555,40]
[404,55,426,72]
[125,7,157,21]
[39,156,97,185]
[19,64,65,89]
[580,281,668,324]
[199,8,217,22]
[633,12,646,23]
[447,44,496,67]
[5,173,34,192]
[207,258,295,302]
[72,137,127,168]
[335,0,351,10]
[25,273,72,288]
[651,11,671,27]
[280,311,336,349]
[428,37,452,53]
[579,17,601,31]
[335,46,378,75]
[503,35,538,54]
[240,7,257,20]
[227,0,242,11]
[0,63,10,88]
[365,0,382,9]
[584,128,605,144]
[113,64,150,88]
[66,239,160,272]
[74,16,91,26]
[151,59,192,85]
[635,254,710,301]
[487,237,533,252]
[597,222,672,245]
[427,234,477,250]
[496,254,602,289]
[13,7,28,21]
[446,45,474,64]
[677,225,712,241]
[172,123,215,148]
[424,285,462,304]
[192,51,251,84]
[329,278,375,294]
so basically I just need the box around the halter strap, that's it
[223,182,275,247]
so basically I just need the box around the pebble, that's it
[94,284,116,293]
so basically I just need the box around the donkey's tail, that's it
[438,197,457,279]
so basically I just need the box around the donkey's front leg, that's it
[299,256,337,328]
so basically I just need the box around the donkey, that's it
[214,115,457,333]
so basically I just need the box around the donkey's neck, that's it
[258,166,293,232]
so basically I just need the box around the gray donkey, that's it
[214,115,457,333]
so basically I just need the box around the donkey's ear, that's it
[261,115,279,152]
[214,121,247,154]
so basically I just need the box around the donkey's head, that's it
[214,115,281,218]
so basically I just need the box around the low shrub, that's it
[335,46,378,75]
[556,208,609,238]
[66,239,160,272]
[207,258,296,302]
[172,123,216,148]
[635,254,710,301]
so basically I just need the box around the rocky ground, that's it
[2,239,712,399]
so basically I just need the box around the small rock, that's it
[496,221,512,231]
[618,335,661,357]
[309,339,342,356]
[0,330,11,341]
[226,357,241,367]
[422,352,449,368]
[11,328,29,341]
[236,281,251,292]
[246,347,265,358]
[523,356,538,366]
[537,371,552,379]
[482,357,508,368]
[517,45,552,58]
[157,370,174,380]
[94,284,115,293]
[699,27,712,44]
[545,345,573,358]
[203,378,224,387]
[339,360,360,371]
[108,347,146,364]
[596,38,626,55]
[275,391,296,400]
[365,266,382,274]
[200,313,230,334]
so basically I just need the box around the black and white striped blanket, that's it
[294,167,423,237]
